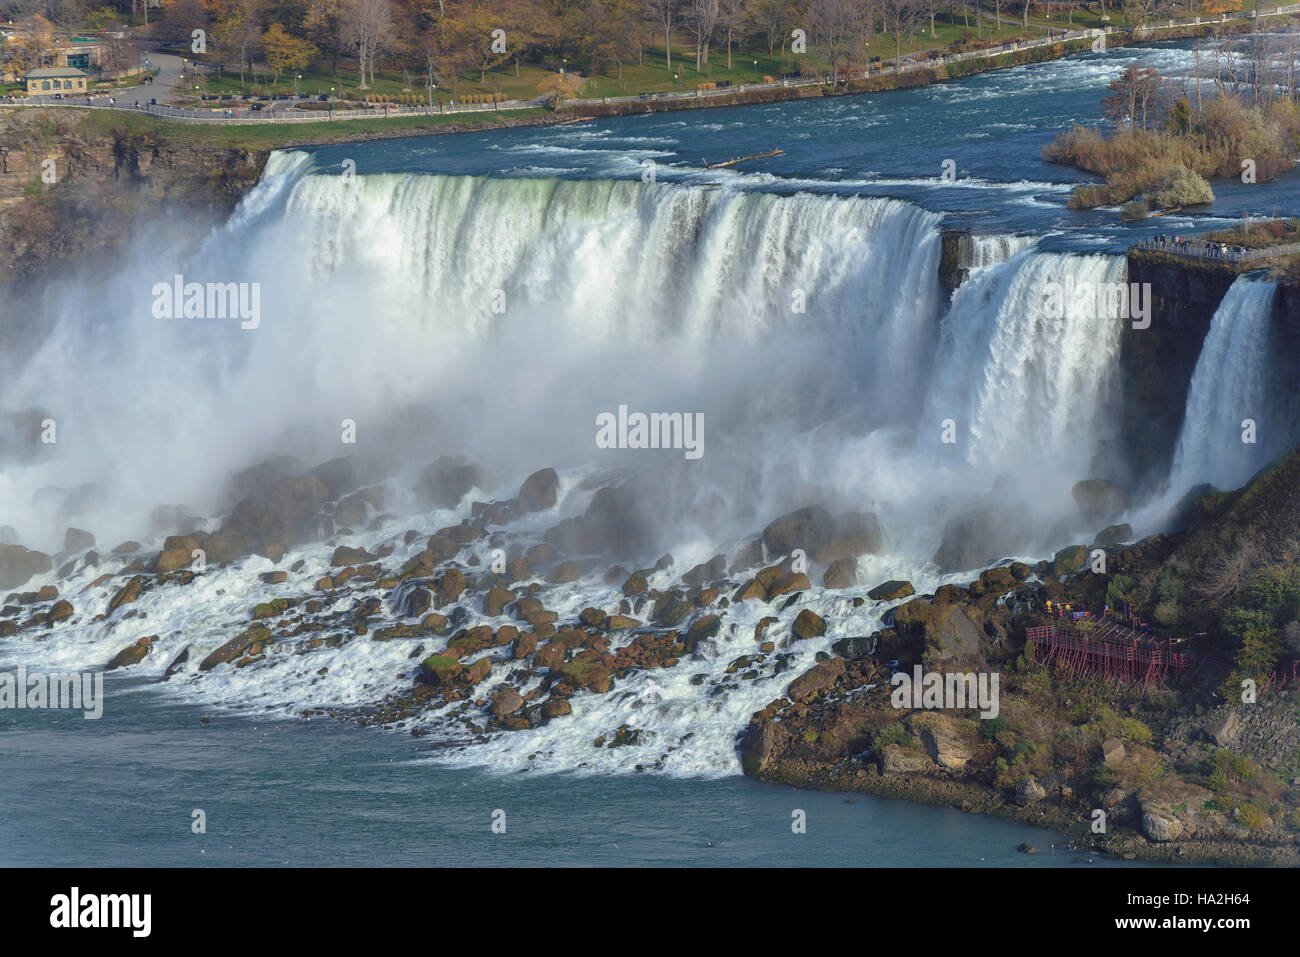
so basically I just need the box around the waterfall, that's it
[924,250,1128,470]
[1169,276,1280,493]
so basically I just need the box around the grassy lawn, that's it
[71,105,550,149]
[144,3,1273,107]
[170,7,1160,106]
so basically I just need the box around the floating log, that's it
[703,149,784,169]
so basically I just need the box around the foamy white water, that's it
[1169,276,1280,493]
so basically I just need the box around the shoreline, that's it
[760,751,1300,867]
[3,18,1278,154]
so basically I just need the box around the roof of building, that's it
[26,67,88,78]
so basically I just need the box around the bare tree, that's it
[717,0,747,69]
[809,0,864,84]
[687,0,719,72]
[341,0,395,89]
[643,0,678,70]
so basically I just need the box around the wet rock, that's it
[64,528,95,552]
[544,484,651,558]
[199,625,269,671]
[106,636,155,670]
[48,599,73,623]
[417,654,462,686]
[684,614,721,651]
[1092,523,1133,548]
[762,506,835,556]
[932,497,1031,573]
[791,609,826,639]
[682,555,726,587]
[163,645,190,678]
[517,468,560,513]
[1052,544,1089,576]
[0,544,53,590]
[332,494,366,529]
[513,633,538,659]
[740,719,775,777]
[1072,478,1128,524]
[331,545,374,567]
[536,641,567,671]
[816,511,884,563]
[868,579,915,602]
[416,456,486,509]
[832,634,875,659]
[154,548,193,574]
[491,688,524,719]
[434,568,467,607]
[559,658,613,693]
[822,558,858,589]
[621,572,649,596]
[729,538,764,573]
[437,525,481,545]
[541,697,572,720]
[651,592,692,627]
[547,560,582,584]
[107,576,146,614]
[484,586,515,616]
[786,656,844,702]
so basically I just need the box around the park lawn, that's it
[71,104,550,149]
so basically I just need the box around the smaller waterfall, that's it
[1169,276,1280,493]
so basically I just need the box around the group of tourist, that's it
[1145,233,1251,260]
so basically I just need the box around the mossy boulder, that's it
[200,625,270,671]
[1052,544,1089,576]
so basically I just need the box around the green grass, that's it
[70,106,550,149]
[171,10,1129,107]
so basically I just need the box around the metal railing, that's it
[1135,236,1300,263]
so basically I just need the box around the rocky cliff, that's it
[0,108,268,284]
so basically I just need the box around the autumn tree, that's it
[303,0,344,75]
[263,21,317,83]
[156,0,210,46]
[213,0,265,86]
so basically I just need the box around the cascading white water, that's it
[966,233,1037,270]
[0,154,956,550]
[0,152,1201,777]
[924,249,1128,471]
[1169,276,1280,493]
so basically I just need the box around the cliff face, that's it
[0,108,268,284]
[1119,251,1300,491]
[1120,250,1240,489]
